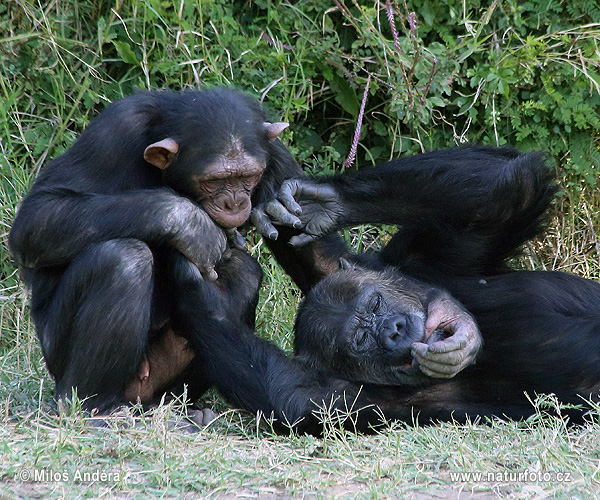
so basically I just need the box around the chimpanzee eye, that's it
[243,174,262,191]
[368,293,382,314]
[200,180,223,193]
[355,329,370,348]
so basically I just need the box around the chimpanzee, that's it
[8,88,306,414]
[162,145,599,432]
[9,88,475,422]
[267,146,600,424]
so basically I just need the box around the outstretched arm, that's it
[268,147,555,252]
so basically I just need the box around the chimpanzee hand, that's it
[254,178,343,246]
[411,295,482,378]
[170,198,227,281]
[251,190,308,241]
[225,228,248,252]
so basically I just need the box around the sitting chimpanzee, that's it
[266,146,600,424]
[9,88,475,424]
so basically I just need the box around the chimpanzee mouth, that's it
[392,361,414,372]
[376,362,422,386]
[385,328,447,372]
[384,350,415,369]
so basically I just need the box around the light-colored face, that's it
[143,121,288,230]
[193,150,266,229]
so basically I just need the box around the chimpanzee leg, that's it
[158,247,262,328]
[144,249,262,401]
[213,249,263,328]
[30,239,155,411]
[380,226,492,279]
[381,158,556,279]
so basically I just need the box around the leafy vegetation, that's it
[1,1,599,498]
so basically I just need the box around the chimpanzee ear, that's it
[339,258,354,271]
[264,122,289,140]
[338,258,367,272]
[143,138,179,170]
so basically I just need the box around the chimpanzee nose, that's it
[224,195,249,214]
[380,316,407,350]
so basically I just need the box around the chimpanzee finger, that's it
[413,342,467,365]
[198,266,219,282]
[418,363,461,378]
[282,180,340,206]
[250,207,279,240]
[424,305,459,336]
[264,199,303,228]
[412,343,469,377]
[225,228,248,252]
[289,233,318,247]
[426,333,468,353]
[278,179,303,215]
[187,407,218,428]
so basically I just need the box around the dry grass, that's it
[523,185,600,280]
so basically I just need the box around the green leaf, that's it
[373,121,387,137]
[329,74,359,116]
[112,41,140,66]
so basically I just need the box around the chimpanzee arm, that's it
[271,147,554,248]
[251,139,348,293]
[9,188,226,279]
[185,315,431,433]
[167,253,426,433]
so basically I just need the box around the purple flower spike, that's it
[344,76,371,168]
[408,12,417,38]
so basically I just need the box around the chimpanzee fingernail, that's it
[268,231,278,240]
[412,343,428,357]
[293,220,302,229]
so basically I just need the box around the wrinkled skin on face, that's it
[294,267,450,386]
[144,122,288,231]
[193,151,266,229]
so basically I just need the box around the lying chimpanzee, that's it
[269,146,600,424]
[166,146,599,432]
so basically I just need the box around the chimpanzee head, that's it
[143,88,288,229]
[294,264,440,386]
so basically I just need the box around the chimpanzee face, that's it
[189,146,267,229]
[142,88,288,229]
[294,267,431,386]
[143,130,271,229]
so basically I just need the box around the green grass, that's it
[2,1,600,498]
[2,224,600,499]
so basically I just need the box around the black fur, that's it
[8,88,333,414]
[291,147,600,425]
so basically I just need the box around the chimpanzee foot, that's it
[167,407,218,433]
[187,407,218,428]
